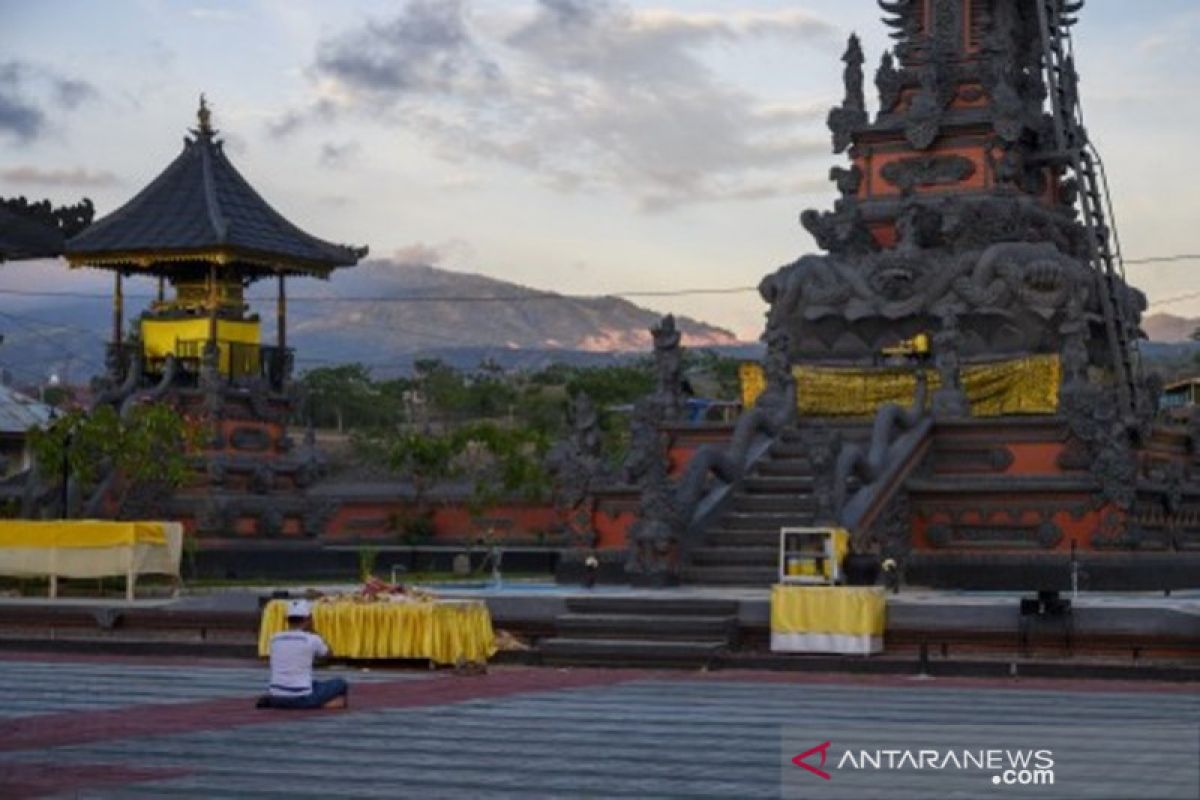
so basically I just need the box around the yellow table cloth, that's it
[770,585,886,655]
[258,598,497,665]
[0,520,182,600]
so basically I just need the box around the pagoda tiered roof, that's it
[66,98,366,277]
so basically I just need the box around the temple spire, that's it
[827,33,868,154]
[196,93,215,137]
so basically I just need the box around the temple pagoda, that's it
[61,97,366,532]
[619,0,1198,591]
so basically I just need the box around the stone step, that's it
[683,565,779,586]
[755,459,817,477]
[779,425,871,444]
[540,637,728,667]
[703,529,783,548]
[563,596,740,617]
[689,546,778,566]
[767,441,815,459]
[720,512,818,531]
[732,494,816,513]
[555,614,736,641]
[741,475,815,493]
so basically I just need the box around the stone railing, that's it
[677,382,797,542]
[834,371,934,537]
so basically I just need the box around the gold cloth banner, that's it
[258,598,497,665]
[741,355,1060,417]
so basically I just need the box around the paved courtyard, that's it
[0,654,1197,799]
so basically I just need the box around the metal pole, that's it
[60,430,71,520]
[112,272,124,350]
[277,274,287,353]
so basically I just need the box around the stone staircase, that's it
[540,596,739,668]
[683,421,871,586]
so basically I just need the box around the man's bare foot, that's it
[322,695,348,710]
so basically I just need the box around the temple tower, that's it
[62,98,366,533]
[759,0,1144,420]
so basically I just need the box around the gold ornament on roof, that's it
[197,93,213,135]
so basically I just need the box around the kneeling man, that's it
[258,599,348,709]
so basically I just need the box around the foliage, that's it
[298,363,383,431]
[381,428,463,508]
[357,546,379,581]
[28,403,199,512]
[455,421,553,510]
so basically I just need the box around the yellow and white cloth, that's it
[770,585,886,655]
[0,520,183,599]
[258,598,497,666]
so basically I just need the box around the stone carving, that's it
[621,398,667,488]
[230,426,272,452]
[302,499,338,538]
[1059,379,1138,510]
[931,307,969,418]
[625,422,681,585]
[806,428,843,524]
[651,314,685,422]
[759,222,1134,362]
[259,507,284,537]
[871,491,911,560]
[925,521,1062,549]
[547,393,608,545]
[834,370,930,516]
[830,165,863,198]
[881,155,976,194]
[874,50,903,116]
[828,34,869,154]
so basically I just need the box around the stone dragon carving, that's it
[833,369,930,518]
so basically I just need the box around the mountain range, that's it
[0,259,747,385]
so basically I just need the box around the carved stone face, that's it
[867,258,920,300]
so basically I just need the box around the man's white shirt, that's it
[268,631,330,696]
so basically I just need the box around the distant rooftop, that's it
[65,96,367,278]
[0,384,53,435]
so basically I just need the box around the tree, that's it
[28,403,198,517]
[298,364,380,431]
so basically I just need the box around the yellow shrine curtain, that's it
[740,355,1060,417]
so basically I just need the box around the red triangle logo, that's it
[792,741,832,780]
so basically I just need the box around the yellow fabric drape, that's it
[0,520,167,548]
[258,599,497,665]
[741,355,1060,417]
[770,585,886,637]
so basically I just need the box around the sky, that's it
[2,0,1199,341]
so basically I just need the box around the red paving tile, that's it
[0,666,647,754]
[0,762,191,799]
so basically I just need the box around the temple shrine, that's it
[7,1,1198,596]
[620,0,1199,590]
[55,98,366,531]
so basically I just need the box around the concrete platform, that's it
[2,583,1198,676]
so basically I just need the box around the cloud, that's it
[318,140,360,169]
[0,61,97,142]
[391,242,446,267]
[390,238,476,267]
[314,0,500,98]
[0,166,120,187]
[277,0,838,211]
